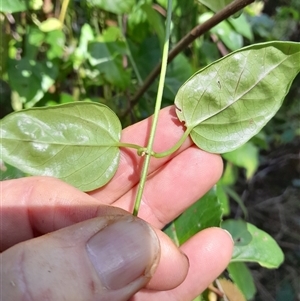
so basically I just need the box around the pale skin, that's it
[1,106,233,301]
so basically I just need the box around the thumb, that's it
[2,215,160,301]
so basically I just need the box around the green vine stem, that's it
[133,0,173,216]
[59,0,70,24]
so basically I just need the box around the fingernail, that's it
[86,216,160,290]
[223,229,235,245]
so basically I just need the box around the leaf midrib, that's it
[189,49,297,127]
[1,137,118,148]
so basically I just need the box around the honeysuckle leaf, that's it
[227,262,257,300]
[0,102,122,191]
[175,41,300,153]
[224,221,284,268]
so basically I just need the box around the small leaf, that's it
[230,223,284,268]
[222,142,259,179]
[44,30,66,60]
[88,40,130,89]
[227,262,257,300]
[86,0,135,14]
[219,162,237,186]
[216,184,230,215]
[164,188,222,245]
[175,41,300,153]
[73,24,94,69]
[0,102,122,191]
[39,18,63,32]
[222,219,252,246]
[199,13,243,51]
[229,13,253,41]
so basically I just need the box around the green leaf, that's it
[175,41,300,153]
[39,18,63,32]
[141,3,165,48]
[222,219,252,246]
[131,35,161,80]
[0,0,27,12]
[216,183,230,215]
[198,0,234,13]
[199,12,243,51]
[25,26,45,60]
[7,57,59,108]
[164,53,193,101]
[212,20,243,51]
[87,0,135,14]
[127,2,149,44]
[219,162,237,186]
[0,102,122,191]
[164,188,222,245]
[227,262,257,300]
[29,0,43,10]
[0,18,9,77]
[222,142,259,179]
[224,187,248,218]
[229,13,254,41]
[0,0,42,12]
[73,24,94,69]
[229,222,284,268]
[44,30,66,60]
[88,39,131,89]
[0,161,26,180]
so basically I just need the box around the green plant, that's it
[1,0,299,299]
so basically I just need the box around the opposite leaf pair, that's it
[1,41,300,191]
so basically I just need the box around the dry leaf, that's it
[217,278,246,301]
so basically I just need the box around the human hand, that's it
[1,106,233,301]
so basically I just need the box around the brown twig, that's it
[211,33,229,56]
[123,0,255,116]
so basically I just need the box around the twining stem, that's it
[133,0,173,216]
[59,0,70,24]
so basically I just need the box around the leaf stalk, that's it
[153,127,192,158]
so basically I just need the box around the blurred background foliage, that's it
[1,0,299,300]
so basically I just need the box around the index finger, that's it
[89,106,193,203]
